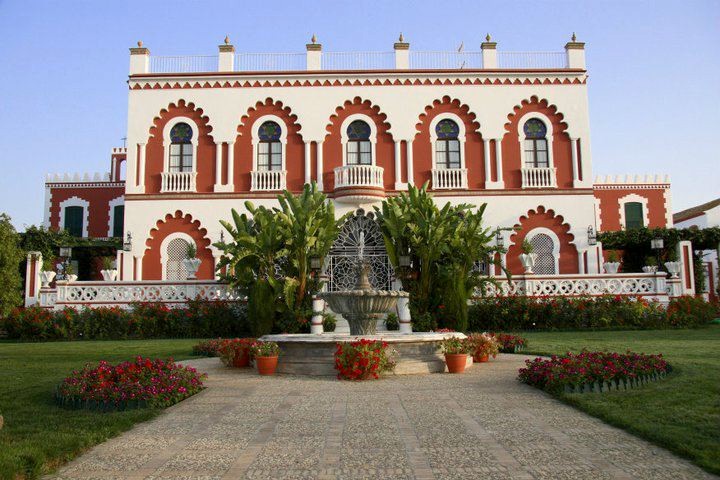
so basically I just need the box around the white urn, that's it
[519,253,537,274]
[664,261,682,278]
[642,266,658,273]
[183,258,202,279]
[603,262,620,274]
[40,270,56,287]
[100,269,118,281]
[66,274,78,282]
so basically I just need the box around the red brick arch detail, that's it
[412,96,485,188]
[142,210,214,281]
[145,100,215,194]
[506,206,578,275]
[502,96,573,189]
[234,98,304,192]
[323,97,395,191]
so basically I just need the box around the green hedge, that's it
[468,295,717,331]
[2,299,250,341]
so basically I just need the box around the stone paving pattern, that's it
[48,355,716,480]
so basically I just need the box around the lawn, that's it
[0,339,200,480]
[522,326,720,475]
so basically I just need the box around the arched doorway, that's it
[327,209,393,291]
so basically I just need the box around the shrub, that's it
[411,311,437,332]
[666,296,717,327]
[334,339,397,380]
[466,333,500,359]
[492,333,528,352]
[56,357,205,410]
[322,312,337,332]
[518,351,670,393]
[218,338,256,367]
[192,338,225,357]
[385,313,399,331]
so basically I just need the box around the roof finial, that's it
[224,35,230,45]
[311,33,317,44]
[399,32,404,42]
[137,40,143,48]
[572,32,577,42]
[485,33,491,42]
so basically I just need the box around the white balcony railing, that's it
[432,168,468,190]
[161,171,197,193]
[251,170,286,191]
[334,165,384,189]
[521,167,557,188]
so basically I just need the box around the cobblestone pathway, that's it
[49,355,715,480]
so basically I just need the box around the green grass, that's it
[0,339,200,480]
[522,326,720,475]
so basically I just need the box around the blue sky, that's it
[0,0,718,230]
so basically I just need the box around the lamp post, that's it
[651,236,664,268]
[495,229,504,249]
[123,232,133,252]
[587,225,597,246]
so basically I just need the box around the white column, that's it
[226,141,235,189]
[311,297,325,334]
[316,141,324,190]
[495,138,504,186]
[135,255,143,281]
[483,139,492,188]
[406,139,414,186]
[137,143,146,191]
[570,138,579,186]
[397,296,412,334]
[214,141,223,190]
[304,141,312,184]
[578,250,586,274]
[394,140,404,190]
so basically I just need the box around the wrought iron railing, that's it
[149,55,219,73]
[234,53,306,71]
[498,52,567,69]
[322,52,395,70]
[409,51,484,69]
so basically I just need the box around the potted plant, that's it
[219,338,256,367]
[664,250,681,278]
[100,257,118,281]
[182,243,201,279]
[40,268,56,287]
[64,263,78,282]
[441,337,470,374]
[604,251,621,274]
[322,312,337,332]
[250,341,281,375]
[466,333,500,363]
[519,239,536,274]
[642,256,658,273]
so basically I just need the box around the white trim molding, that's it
[340,114,377,167]
[618,193,650,229]
[58,196,90,238]
[162,116,200,173]
[107,196,125,237]
[250,114,288,171]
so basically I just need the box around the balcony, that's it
[432,168,468,190]
[334,165,384,189]
[161,171,196,193]
[251,170,286,191]
[521,167,557,189]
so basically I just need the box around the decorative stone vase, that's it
[182,258,202,279]
[100,269,118,282]
[519,253,537,274]
[66,274,78,282]
[603,262,621,274]
[664,261,682,278]
[256,356,278,375]
[642,266,658,273]
[232,348,251,368]
[444,354,468,374]
[40,270,56,287]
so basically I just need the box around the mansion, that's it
[36,34,680,301]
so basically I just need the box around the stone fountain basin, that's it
[259,332,470,376]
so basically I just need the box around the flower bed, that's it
[518,351,671,394]
[55,357,206,411]
[492,333,528,353]
[334,340,397,380]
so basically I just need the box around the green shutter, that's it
[624,202,644,229]
[64,206,84,237]
[113,205,124,238]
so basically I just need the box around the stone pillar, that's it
[218,36,235,71]
[214,141,224,191]
[394,33,409,69]
[226,141,235,190]
[24,251,42,306]
[316,141,324,190]
[406,140,414,185]
[577,250,586,274]
[494,138,504,185]
[570,138,580,186]
[483,139,492,189]
[137,143,146,192]
[397,297,412,334]
[481,34,497,68]
[129,41,150,75]
[311,296,325,334]
[677,240,695,295]
[565,33,586,69]
[306,35,322,71]
[304,141,312,184]
[394,140,405,190]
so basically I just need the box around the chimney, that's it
[565,32,586,69]
[218,35,235,71]
[306,34,322,70]
[481,34,497,68]
[129,41,150,75]
[394,33,409,69]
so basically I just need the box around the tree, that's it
[0,214,24,317]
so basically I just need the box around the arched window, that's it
[529,232,556,274]
[169,122,193,172]
[624,202,644,229]
[257,121,282,171]
[346,120,372,165]
[435,119,461,169]
[166,237,190,280]
[523,119,549,168]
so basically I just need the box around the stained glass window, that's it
[523,119,549,168]
[523,119,547,139]
[435,119,459,139]
[170,123,193,143]
[346,120,371,140]
[258,121,282,141]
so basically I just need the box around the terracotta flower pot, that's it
[445,353,467,374]
[232,349,250,368]
[256,356,279,375]
[474,353,490,363]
